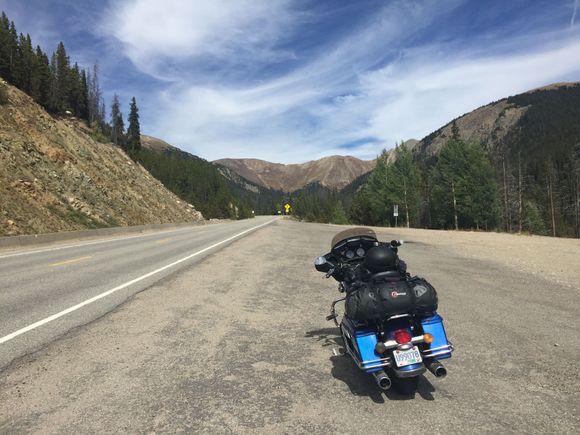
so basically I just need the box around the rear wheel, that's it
[392,376,419,395]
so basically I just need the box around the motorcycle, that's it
[314,227,454,395]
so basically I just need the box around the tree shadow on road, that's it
[305,327,437,403]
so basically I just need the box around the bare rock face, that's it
[140,135,178,153]
[214,156,376,192]
[0,82,203,236]
[416,100,528,158]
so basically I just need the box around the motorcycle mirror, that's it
[314,256,332,272]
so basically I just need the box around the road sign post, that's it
[393,204,399,227]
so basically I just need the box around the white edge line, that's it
[0,218,277,345]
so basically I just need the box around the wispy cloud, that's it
[101,0,300,81]
[572,0,579,28]
[96,0,580,163]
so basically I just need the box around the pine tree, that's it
[30,46,50,106]
[0,12,12,79]
[54,42,70,114]
[87,63,103,127]
[48,52,58,112]
[7,21,18,81]
[364,150,391,225]
[430,138,500,230]
[126,96,141,153]
[80,69,89,120]
[110,94,125,147]
[330,200,349,224]
[350,185,373,225]
[387,144,421,227]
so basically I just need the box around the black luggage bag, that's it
[345,277,438,321]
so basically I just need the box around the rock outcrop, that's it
[0,81,203,236]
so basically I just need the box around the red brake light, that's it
[393,329,412,344]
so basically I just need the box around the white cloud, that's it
[102,0,297,79]
[102,0,580,163]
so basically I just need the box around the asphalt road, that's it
[0,216,276,369]
[0,219,578,433]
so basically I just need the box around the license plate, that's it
[393,346,422,367]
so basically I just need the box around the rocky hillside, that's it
[214,155,376,192]
[0,81,203,236]
[415,82,580,161]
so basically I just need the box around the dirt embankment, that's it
[0,81,203,236]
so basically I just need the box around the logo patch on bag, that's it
[390,291,407,298]
[414,285,427,297]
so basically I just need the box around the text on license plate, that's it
[394,346,422,367]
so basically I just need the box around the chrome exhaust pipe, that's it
[372,370,392,390]
[426,360,447,378]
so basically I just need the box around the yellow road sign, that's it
[284,203,291,213]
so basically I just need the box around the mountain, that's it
[352,82,580,237]
[140,135,178,153]
[414,82,580,162]
[0,80,203,236]
[214,155,376,192]
[137,135,255,219]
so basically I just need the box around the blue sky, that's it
[1,0,580,163]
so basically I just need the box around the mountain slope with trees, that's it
[348,83,580,238]
[136,136,254,219]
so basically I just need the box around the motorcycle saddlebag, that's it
[408,277,438,315]
[345,280,414,321]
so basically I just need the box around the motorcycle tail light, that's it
[393,329,412,344]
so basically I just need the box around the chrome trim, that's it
[423,349,453,358]
[422,344,454,358]
[343,338,392,370]
[398,343,413,351]
[387,313,411,320]
[411,335,427,344]
[426,344,453,352]
[383,339,398,350]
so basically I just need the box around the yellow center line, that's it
[48,256,93,267]
[154,238,173,245]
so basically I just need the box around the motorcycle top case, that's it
[345,277,438,321]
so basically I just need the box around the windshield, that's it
[331,227,377,249]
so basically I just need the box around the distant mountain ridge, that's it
[214,155,376,192]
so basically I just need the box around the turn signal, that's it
[423,333,434,344]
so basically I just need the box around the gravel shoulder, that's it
[0,219,578,433]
